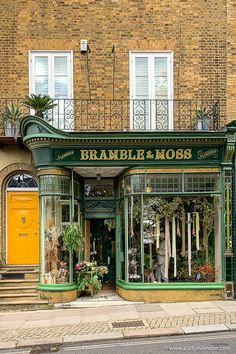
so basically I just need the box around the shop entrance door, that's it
[90,219,115,289]
[7,191,39,264]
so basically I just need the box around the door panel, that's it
[8,192,39,264]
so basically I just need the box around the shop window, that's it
[184,174,219,192]
[128,195,142,282]
[39,175,71,195]
[84,179,114,197]
[142,196,219,283]
[125,175,145,193]
[147,174,182,193]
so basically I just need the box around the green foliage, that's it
[62,224,84,252]
[2,103,24,125]
[23,94,57,118]
[78,274,102,292]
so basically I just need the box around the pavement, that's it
[0,292,236,351]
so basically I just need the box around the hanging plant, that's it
[62,224,84,252]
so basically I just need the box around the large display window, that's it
[39,169,81,285]
[118,171,222,284]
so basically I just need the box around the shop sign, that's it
[53,147,220,163]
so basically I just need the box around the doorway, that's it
[89,219,116,290]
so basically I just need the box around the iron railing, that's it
[0,98,220,135]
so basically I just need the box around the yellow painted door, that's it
[8,191,39,265]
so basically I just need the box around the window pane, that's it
[35,57,48,75]
[35,77,48,95]
[155,57,167,76]
[54,77,68,98]
[128,195,141,282]
[184,174,219,192]
[54,57,68,76]
[135,57,149,98]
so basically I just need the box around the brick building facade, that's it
[0,1,236,303]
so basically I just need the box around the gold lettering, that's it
[136,149,145,160]
[89,150,98,160]
[128,149,137,160]
[80,150,89,160]
[184,149,192,160]
[176,149,184,160]
[155,149,166,160]
[166,149,175,160]
[100,150,108,160]
[119,150,128,160]
[108,150,119,160]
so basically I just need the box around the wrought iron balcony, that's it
[0,98,220,135]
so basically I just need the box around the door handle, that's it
[19,233,28,236]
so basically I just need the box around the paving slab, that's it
[182,324,229,334]
[217,306,236,312]
[135,304,163,312]
[22,319,53,328]
[226,324,236,330]
[17,337,63,348]
[0,320,25,329]
[162,309,196,316]
[188,302,219,309]
[123,327,184,338]
[52,316,82,326]
[0,341,17,349]
[64,332,124,343]
[193,308,224,314]
[138,311,168,319]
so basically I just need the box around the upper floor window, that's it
[130,52,173,130]
[29,51,73,130]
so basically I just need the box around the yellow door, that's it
[8,191,39,265]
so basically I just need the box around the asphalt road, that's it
[58,332,236,354]
[5,331,234,354]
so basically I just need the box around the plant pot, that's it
[4,121,19,136]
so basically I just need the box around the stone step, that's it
[0,300,53,311]
[0,293,38,302]
[0,279,38,287]
[0,286,37,294]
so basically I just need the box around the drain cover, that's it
[112,320,145,328]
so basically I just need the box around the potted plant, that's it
[23,94,57,119]
[62,223,84,253]
[194,107,210,131]
[2,102,24,136]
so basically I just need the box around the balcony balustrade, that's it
[0,98,220,136]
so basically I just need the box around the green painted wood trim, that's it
[117,279,225,290]
[21,116,228,143]
[37,283,77,292]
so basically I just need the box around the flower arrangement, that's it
[75,261,109,294]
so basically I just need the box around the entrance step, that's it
[0,265,49,307]
[0,286,37,294]
[0,279,38,287]
[0,293,38,302]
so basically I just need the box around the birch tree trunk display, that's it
[164,216,170,280]
[156,214,160,249]
[187,213,192,277]
[172,215,177,277]
[141,196,216,283]
[196,212,200,251]
[182,213,186,257]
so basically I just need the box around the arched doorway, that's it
[7,173,39,265]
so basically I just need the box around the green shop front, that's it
[21,116,234,302]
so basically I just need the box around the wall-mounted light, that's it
[96,173,101,181]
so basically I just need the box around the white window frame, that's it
[129,51,173,130]
[29,51,73,99]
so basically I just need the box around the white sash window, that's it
[130,52,173,130]
[29,51,73,130]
